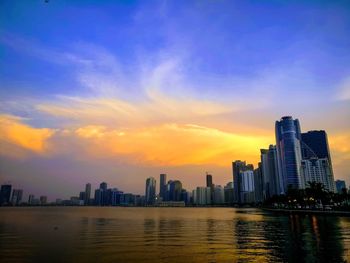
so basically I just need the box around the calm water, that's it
[0,207,349,262]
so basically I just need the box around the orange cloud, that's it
[0,115,55,154]
[73,123,272,167]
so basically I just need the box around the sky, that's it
[0,0,349,200]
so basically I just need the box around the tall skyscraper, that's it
[11,189,23,206]
[301,130,335,192]
[145,177,156,205]
[206,173,214,202]
[301,130,332,159]
[159,174,167,199]
[260,145,283,198]
[206,174,213,188]
[85,183,91,205]
[253,164,264,203]
[0,184,12,205]
[232,161,254,204]
[275,116,304,191]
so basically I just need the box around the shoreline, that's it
[263,207,350,216]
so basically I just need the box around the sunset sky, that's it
[0,1,349,200]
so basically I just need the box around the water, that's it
[0,207,349,262]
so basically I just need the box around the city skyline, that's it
[1,1,350,200]
[1,115,346,203]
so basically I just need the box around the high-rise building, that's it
[159,174,167,199]
[40,196,47,205]
[100,182,107,191]
[260,145,283,198]
[335,180,347,194]
[11,189,23,206]
[94,189,102,205]
[301,130,332,160]
[28,194,35,205]
[253,164,264,203]
[79,191,86,201]
[168,180,182,201]
[193,187,211,205]
[232,161,254,204]
[206,173,213,188]
[224,182,234,205]
[145,177,156,205]
[301,130,335,192]
[275,116,304,191]
[213,185,225,204]
[85,183,91,205]
[206,173,214,202]
[0,184,12,205]
[301,158,334,192]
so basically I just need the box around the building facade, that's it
[275,116,304,191]
[145,177,156,205]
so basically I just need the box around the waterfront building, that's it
[275,116,304,191]
[100,182,107,191]
[94,189,103,205]
[253,164,264,203]
[0,184,12,205]
[159,174,167,199]
[28,194,35,204]
[213,185,225,204]
[85,183,91,205]
[145,177,156,205]
[193,187,211,205]
[232,161,255,204]
[301,158,334,192]
[11,189,23,205]
[169,180,182,201]
[335,180,347,194]
[224,182,234,205]
[79,191,86,202]
[206,173,214,202]
[260,145,283,198]
[301,130,335,192]
[40,196,47,205]
[180,189,190,204]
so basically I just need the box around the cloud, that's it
[0,114,55,155]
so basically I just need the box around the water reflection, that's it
[0,207,349,262]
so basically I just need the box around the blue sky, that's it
[0,1,349,199]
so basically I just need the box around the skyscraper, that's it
[275,116,304,191]
[11,189,23,206]
[260,145,283,198]
[206,173,214,202]
[253,164,264,203]
[168,180,182,201]
[145,177,156,205]
[85,183,91,205]
[301,130,335,192]
[232,161,254,204]
[159,174,167,199]
[0,184,12,205]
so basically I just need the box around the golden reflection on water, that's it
[0,207,349,262]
